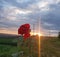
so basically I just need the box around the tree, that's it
[58,32,60,39]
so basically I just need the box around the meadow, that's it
[0,36,39,57]
[0,38,17,57]
[40,37,60,57]
[0,35,60,57]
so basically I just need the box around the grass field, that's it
[40,37,60,57]
[0,36,39,57]
[0,38,17,57]
[0,36,60,57]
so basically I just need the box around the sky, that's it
[0,0,60,36]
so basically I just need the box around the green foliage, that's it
[58,32,60,39]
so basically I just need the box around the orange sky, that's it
[0,29,18,35]
[0,29,43,36]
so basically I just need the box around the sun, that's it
[35,33,41,36]
[30,32,42,36]
[37,33,41,36]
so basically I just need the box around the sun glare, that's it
[30,32,42,36]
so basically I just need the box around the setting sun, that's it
[30,32,42,36]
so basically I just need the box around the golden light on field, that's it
[30,32,41,57]
[38,33,40,57]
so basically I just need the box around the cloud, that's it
[0,0,60,35]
